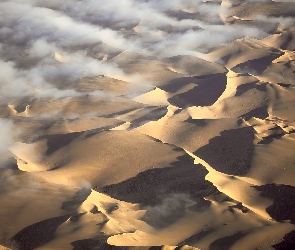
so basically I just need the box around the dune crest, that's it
[1,0,295,249]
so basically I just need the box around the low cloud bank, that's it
[0,0,294,144]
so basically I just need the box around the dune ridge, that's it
[1,0,295,249]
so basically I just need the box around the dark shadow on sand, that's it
[178,229,215,246]
[9,214,71,250]
[235,82,266,96]
[128,106,168,130]
[240,105,269,120]
[165,74,227,108]
[100,154,216,228]
[253,184,295,222]
[61,188,92,211]
[100,154,215,206]
[232,53,283,75]
[72,238,129,250]
[46,132,83,155]
[209,232,247,250]
[273,230,295,250]
[195,127,255,176]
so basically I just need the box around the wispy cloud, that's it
[1,0,294,123]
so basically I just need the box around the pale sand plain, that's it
[0,0,295,249]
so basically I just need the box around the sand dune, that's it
[1,0,295,249]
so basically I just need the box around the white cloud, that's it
[0,119,15,167]
[0,0,294,127]
[0,119,14,154]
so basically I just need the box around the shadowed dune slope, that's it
[1,0,295,249]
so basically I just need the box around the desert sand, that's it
[1,0,295,249]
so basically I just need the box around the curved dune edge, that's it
[1,0,295,249]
